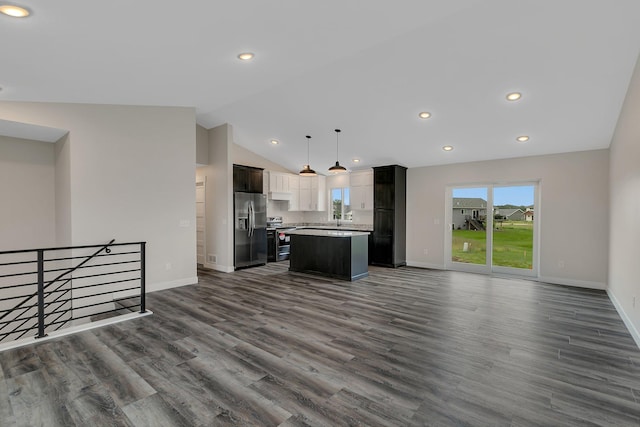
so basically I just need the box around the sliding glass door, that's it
[449,187,490,271]
[492,185,535,273]
[446,183,537,276]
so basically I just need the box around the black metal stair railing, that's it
[0,240,147,344]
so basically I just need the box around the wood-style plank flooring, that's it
[2,262,640,426]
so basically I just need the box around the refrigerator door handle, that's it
[247,202,252,238]
[247,201,253,237]
[251,200,256,237]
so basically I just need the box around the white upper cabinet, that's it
[289,174,300,211]
[268,171,292,200]
[298,175,326,211]
[350,170,373,210]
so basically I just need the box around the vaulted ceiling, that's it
[2,0,639,172]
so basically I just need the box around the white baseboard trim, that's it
[148,276,198,293]
[607,289,640,349]
[406,261,446,270]
[0,310,153,353]
[204,262,234,273]
[537,276,606,290]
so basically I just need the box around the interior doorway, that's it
[196,179,206,265]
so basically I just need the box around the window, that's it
[330,187,351,221]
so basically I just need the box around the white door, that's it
[196,179,206,265]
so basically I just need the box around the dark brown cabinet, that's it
[233,164,263,193]
[371,165,406,267]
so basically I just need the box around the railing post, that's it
[140,242,146,313]
[36,249,47,339]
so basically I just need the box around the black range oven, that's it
[275,227,295,261]
[267,227,295,262]
[267,217,295,262]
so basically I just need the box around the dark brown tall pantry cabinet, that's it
[371,165,407,268]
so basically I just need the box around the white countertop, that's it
[286,229,370,238]
[282,223,373,232]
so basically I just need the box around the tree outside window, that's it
[331,188,351,221]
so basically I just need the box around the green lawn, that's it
[452,221,533,269]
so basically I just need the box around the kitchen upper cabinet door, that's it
[350,170,373,210]
[248,168,263,193]
[299,176,312,189]
[233,165,248,192]
[299,187,312,211]
[363,186,373,210]
[263,171,269,195]
[288,175,300,211]
[268,172,277,193]
[351,185,373,210]
[315,176,326,211]
[298,175,325,211]
[269,172,291,193]
[351,186,364,210]
[234,164,263,193]
[350,170,373,187]
[289,188,300,211]
[299,176,312,210]
[282,174,291,192]
[289,174,300,190]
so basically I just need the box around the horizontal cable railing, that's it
[0,240,146,344]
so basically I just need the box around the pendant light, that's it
[299,135,317,176]
[328,128,348,174]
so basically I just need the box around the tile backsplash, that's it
[266,200,372,226]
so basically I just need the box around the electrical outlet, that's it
[558,260,565,269]
[423,249,428,256]
[165,263,172,270]
[208,254,217,264]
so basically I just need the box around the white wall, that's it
[407,149,610,288]
[196,124,209,166]
[608,53,640,344]
[232,143,292,173]
[54,134,72,247]
[0,135,56,251]
[196,124,234,272]
[0,102,197,292]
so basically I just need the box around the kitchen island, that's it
[286,229,369,281]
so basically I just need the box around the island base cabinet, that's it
[289,234,368,281]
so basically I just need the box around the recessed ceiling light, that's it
[270,139,279,145]
[352,158,360,163]
[237,52,255,61]
[442,145,454,151]
[0,5,30,17]
[506,92,522,101]
[418,112,431,119]
[516,135,529,142]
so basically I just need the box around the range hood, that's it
[269,191,292,201]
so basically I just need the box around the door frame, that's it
[196,177,206,266]
[444,181,540,277]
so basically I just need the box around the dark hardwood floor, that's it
[2,262,640,426]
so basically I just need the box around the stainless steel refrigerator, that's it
[234,192,267,269]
